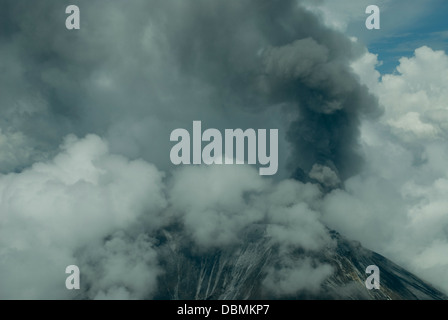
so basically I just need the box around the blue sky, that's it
[346,0,448,74]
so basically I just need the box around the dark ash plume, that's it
[0,0,383,299]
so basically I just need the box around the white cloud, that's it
[325,45,448,294]
[3,0,447,299]
[170,165,267,248]
[263,257,333,296]
[380,46,448,137]
[302,0,391,31]
[80,231,161,300]
[0,133,338,298]
[170,165,331,253]
[309,164,341,188]
[169,164,334,296]
[353,46,448,142]
[0,134,166,299]
[0,128,37,172]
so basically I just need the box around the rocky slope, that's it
[153,226,446,300]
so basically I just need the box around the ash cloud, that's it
[0,0,379,180]
[0,134,333,299]
[0,0,384,299]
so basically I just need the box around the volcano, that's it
[153,225,446,300]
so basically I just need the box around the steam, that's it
[1,0,447,299]
[0,134,332,299]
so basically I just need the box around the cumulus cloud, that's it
[0,133,336,298]
[380,47,448,140]
[0,129,38,172]
[264,179,331,252]
[0,135,166,299]
[263,257,333,296]
[168,164,334,293]
[169,163,332,249]
[3,0,447,300]
[169,165,267,248]
[353,46,448,142]
[79,231,161,300]
[319,45,448,293]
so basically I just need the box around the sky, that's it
[306,0,448,73]
[309,0,448,294]
[370,0,448,73]
[0,0,448,299]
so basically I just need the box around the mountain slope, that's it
[321,230,445,299]
[154,226,446,300]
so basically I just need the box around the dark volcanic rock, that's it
[154,226,446,300]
